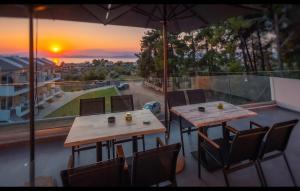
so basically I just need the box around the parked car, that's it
[117,83,129,90]
[143,101,161,114]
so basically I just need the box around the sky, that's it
[0,17,148,58]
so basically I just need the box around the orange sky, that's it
[0,17,148,57]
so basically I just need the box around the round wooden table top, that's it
[176,154,185,174]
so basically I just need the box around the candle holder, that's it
[217,103,224,110]
[198,107,205,112]
[108,116,115,124]
[125,112,132,122]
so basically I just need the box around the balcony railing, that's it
[0,73,61,96]
[0,71,299,133]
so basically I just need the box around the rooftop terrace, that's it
[0,105,299,186]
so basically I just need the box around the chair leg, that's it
[283,153,297,186]
[254,161,265,187]
[77,145,80,157]
[223,168,230,187]
[165,132,169,145]
[198,136,201,179]
[171,179,177,187]
[106,141,110,160]
[112,140,115,159]
[142,135,145,151]
[71,146,75,165]
[167,115,172,140]
[179,117,185,156]
[256,160,267,186]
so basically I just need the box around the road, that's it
[119,81,165,119]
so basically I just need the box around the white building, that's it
[0,56,62,122]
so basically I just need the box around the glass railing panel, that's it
[0,79,29,186]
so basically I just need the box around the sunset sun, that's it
[50,44,62,54]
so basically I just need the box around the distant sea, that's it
[48,57,138,64]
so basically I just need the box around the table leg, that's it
[199,127,208,164]
[222,122,229,152]
[132,136,138,153]
[71,146,75,165]
[96,142,102,162]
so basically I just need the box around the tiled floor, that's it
[0,106,299,186]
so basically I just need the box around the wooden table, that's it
[64,109,166,163]
[171,101,257,171]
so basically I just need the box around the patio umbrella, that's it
[98,4,264,132]
[0,4,264,185]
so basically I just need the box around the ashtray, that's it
[198,107,205,112]
[143,120,151,125]
[108,116,115,124]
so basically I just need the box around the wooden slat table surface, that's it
[64,109,166,147]
[170,101,257,128]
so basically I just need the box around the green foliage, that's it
[228,60,243,72]
[136,6,300,76]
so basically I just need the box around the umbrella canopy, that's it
[99,4,264,131]
[0,4,107,23]
[101,4,264,32]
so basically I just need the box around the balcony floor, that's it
[0,106,299,186]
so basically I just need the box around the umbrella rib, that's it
[109,4,127,11]
[174,18,182,33]
[39,5,56,21]
[167,4,180,19]
[182,4,209,25]
[104,4,138,25]
[132,6,161,21]
[167,4,191,20]
[96,4,109,10]
[232,4,265,12]
[80,4,104,24]
[157,5,163,18]
[97,4,128,11]
[145,5,159,28]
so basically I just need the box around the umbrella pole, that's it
[28,5,35,186]
[162,17,169,139]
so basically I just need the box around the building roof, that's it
[0,58,21,71]
[0,56,55,72]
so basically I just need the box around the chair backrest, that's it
[261,119,299,155]
[228,127,268,165]
[79,97,105,116]
[186,89,206,104]
[131,143,181,186]
[111,95,134,113]
[60,158,124,187]
[167,91,187,109]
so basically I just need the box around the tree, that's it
[136,5,300,78]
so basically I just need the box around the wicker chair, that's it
[73,97,110,159]
[167,91,195,155]
[110,95,145,157]
[118,137,181,187]
[251,119,299,186]
[61,149,125,187]
[186,89,206,104]
[198,125,268,186]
